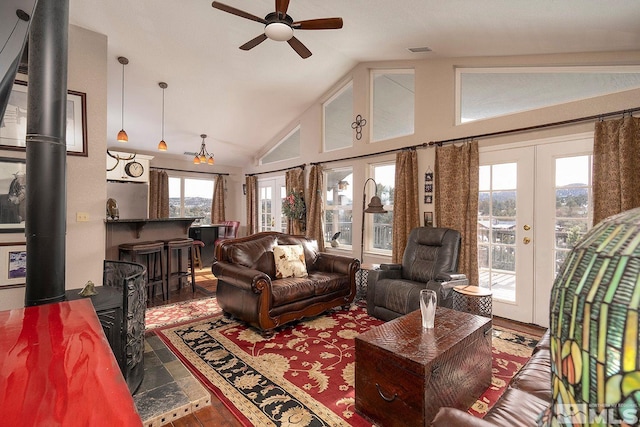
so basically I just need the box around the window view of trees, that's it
[168,177,214,224]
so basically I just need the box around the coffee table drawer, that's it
[355,346,424,426]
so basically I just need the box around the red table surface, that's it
[0,299,142,426]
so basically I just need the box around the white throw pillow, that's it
[273,244,308,279]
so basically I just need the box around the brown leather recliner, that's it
[366,227,468,321]
[212,232,359,335]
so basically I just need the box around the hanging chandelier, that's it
[117,56,129,143]
[193,134,214,165]
[157,82,168,151]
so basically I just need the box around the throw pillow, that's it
[273,244,308,279]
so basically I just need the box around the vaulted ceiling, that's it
[68,0,640,167]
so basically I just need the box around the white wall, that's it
[246,50,640,265]
[0,25,108,310]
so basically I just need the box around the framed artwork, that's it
[425,183,433,193]
[0,80,88,156]
[0,243,26,288]
[424,212,434,227]
[425,171,433,182]
[424,195,433,204]
[0,158,26,232]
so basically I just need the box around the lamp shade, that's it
[543,207,640,425]
[157,140,167,151]
[364,196,386,213]
[117,129,128,143]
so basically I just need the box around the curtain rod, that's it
[150,166,229,176]
[245,163,305,177]
[309,106,640,166]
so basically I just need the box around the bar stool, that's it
[118,240,166,302]
[192,240,205,270]
[164,238,196,294]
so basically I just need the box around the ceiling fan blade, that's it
[287,36,312,59]
[239,33,268,50]
[275,0,290,18]
[292,17,343,30]
[212,1,267,24]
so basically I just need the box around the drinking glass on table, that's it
[420,289,437,329]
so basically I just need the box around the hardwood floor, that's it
[154,281,546,427]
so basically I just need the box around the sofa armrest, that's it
[435,272,468,282]
[432,407,495,427]
[315,253,359,275]
[211,262,271,294]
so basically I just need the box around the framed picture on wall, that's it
[0,158,26,232]
[424,212,434,227]
[0,80,88,156]
[0,243,26,288]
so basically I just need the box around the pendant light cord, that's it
[161,87,165,139]
[121,61,125,129]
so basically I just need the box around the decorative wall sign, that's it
[0,81,88,156]
[424,166,433,204]
[351,114,367,140]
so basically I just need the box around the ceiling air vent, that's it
[408,46,432,53]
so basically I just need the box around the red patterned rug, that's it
[155,304,540,426]
[145,297,220,331]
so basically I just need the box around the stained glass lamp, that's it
[543,207,640,425]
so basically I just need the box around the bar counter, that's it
[105,217,201,261]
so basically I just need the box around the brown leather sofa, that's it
[212,232,359,335]
[432,330,551,426]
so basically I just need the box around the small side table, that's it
[356,263,379,301]
[453,285,492,318]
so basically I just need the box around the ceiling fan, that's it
[211,0,343,59]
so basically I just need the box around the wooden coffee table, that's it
[355,307,492,426]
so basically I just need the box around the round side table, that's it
[453,285,492,318]
[356,263,379,301]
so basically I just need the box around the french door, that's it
[479,134,593,326]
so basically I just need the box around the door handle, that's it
[523,224,531,231]
[523,237,531,244]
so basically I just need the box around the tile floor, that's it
[133,334,211,427]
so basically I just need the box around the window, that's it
[168,176,215,224]
[258,177,286,232]
[457,66,640,124]
[324,168,353,248]
[261,127,300,165]
[371,70,415,142]
[323,81,353,151]
[366,163,395,254]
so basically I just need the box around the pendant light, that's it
[157,82,168,151]
[193,134,214,165]
[117,56,129,143]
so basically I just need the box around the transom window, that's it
[260,126,300,165]
[457,66,640,124]
[371,69,415,142]
[323,81,353,152]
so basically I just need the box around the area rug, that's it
[145,297,220,331]
[155,305,541,426]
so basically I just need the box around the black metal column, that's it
[24,0,68,306]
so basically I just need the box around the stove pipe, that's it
[24,0,69,306]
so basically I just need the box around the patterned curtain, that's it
[308,164,324,251]
[593,116,640,225]
[391,149,420,263]
[245,175,258,235]
[211,175,225,223]
[148,170,169,219]
[434,141,479,285]
[285,167,305,235]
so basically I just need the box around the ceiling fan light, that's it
[157,139,167,151]
[117,129,128,143]
[265,22,293,41]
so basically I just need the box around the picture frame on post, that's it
[0,242,26,288]
[0,158,26,232]
[0,80,88,156]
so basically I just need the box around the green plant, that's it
[282,190,306,220]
